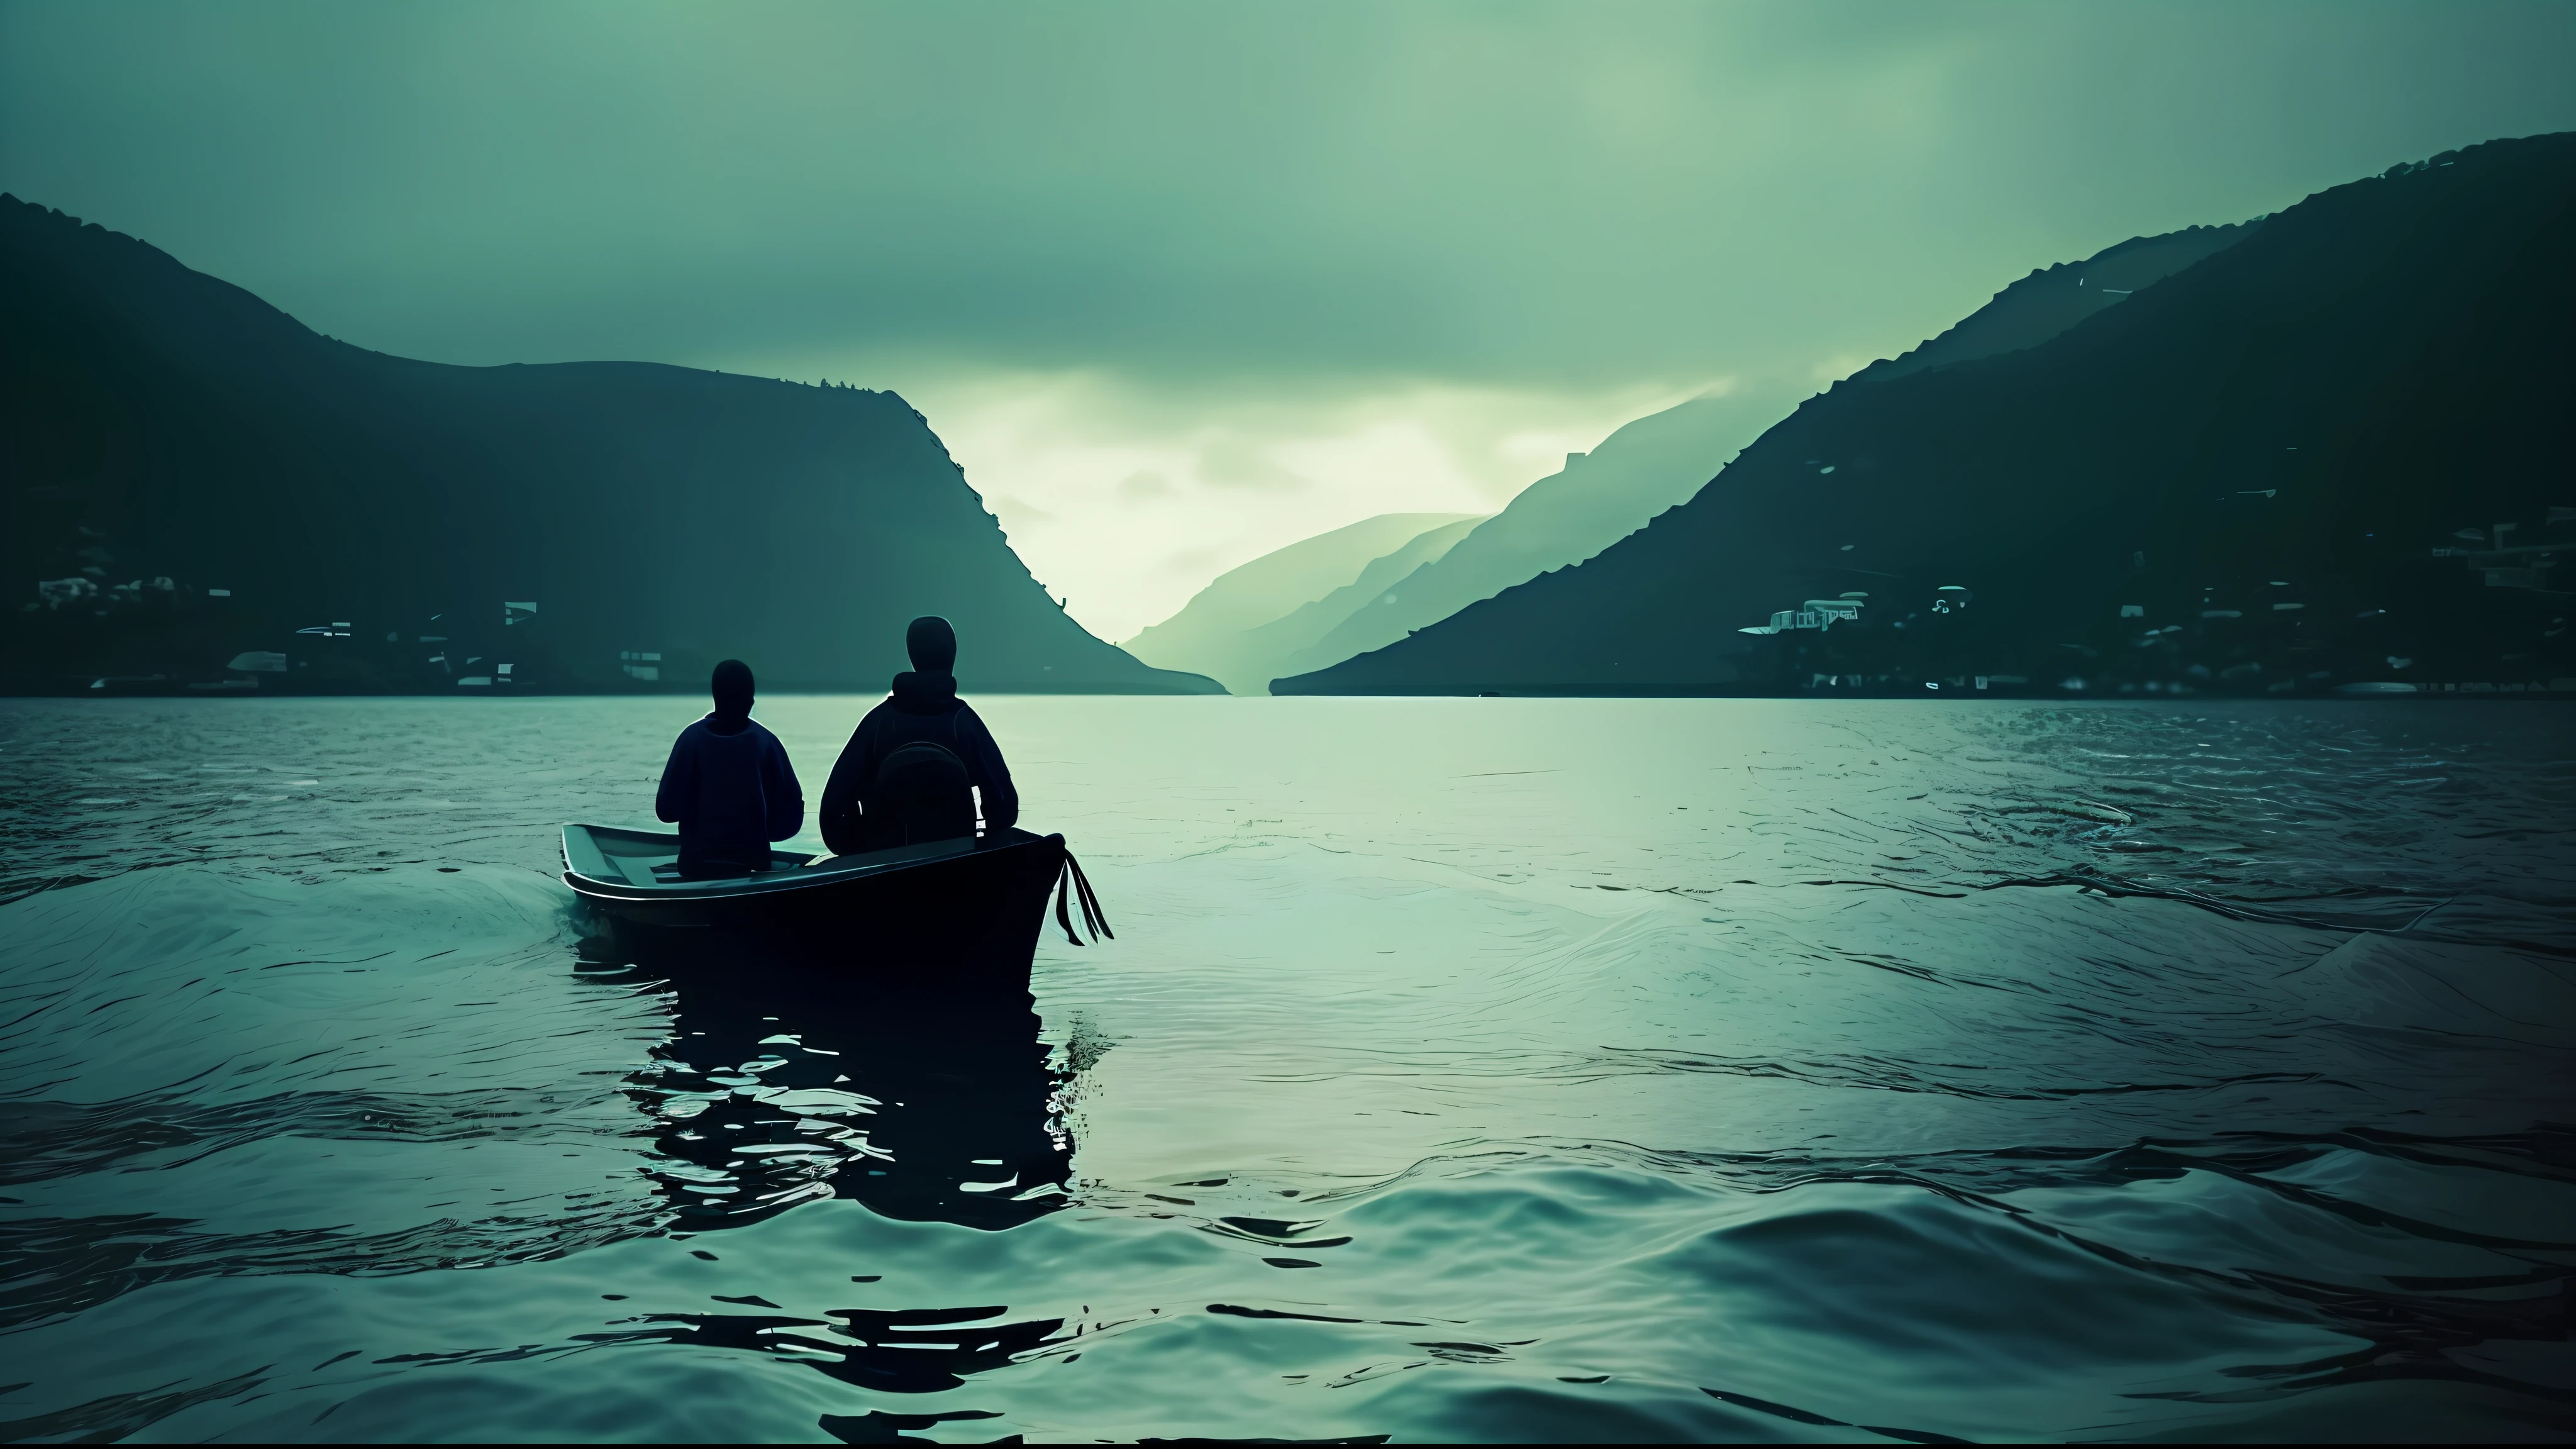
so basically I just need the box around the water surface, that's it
[3,697,2570,1441]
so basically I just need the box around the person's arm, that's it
[762,730,805,843]
[654,728,694,824]
[958,707,1019,831]
[817,711,879,855]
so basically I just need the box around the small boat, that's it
[561,823,1108,997]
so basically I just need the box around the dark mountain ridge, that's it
[1272,223,2260,689]
[1277,133,2575,699]
[1856,221,2255,384]
[1,196,1218,694]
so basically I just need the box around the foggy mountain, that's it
[1121,511,1477,693]
[1197,516,1484,696]
[1277,133,2575,698]
[0,195,1219,695]
[1277,395,1781,679]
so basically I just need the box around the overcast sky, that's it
[6,1,2572,637]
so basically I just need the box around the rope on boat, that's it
[1053,848,1114,947]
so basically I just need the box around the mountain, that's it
[0,196,1219,695]
[1119,511,1477,691]
[1196,515,1485,695]
[1277,392,1784,680]
[1856,222,2255,385]
[1274,226,2258,693]
[1277,134,2576,698]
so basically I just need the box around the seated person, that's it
[655,659,804,877]
[819,616,1019,855]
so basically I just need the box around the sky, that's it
[6,2,2573,640]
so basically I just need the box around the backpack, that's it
[870,710,977,846]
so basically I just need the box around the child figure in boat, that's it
[819,616,1019,855]
[655,659,806,877]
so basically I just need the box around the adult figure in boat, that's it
[655,658,805,877]
[819,615,1019,855]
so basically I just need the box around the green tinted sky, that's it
[6,1,2572,635]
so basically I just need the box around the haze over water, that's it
[3,696,2570,1442]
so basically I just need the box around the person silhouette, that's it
[655,658,804,877]
[819,616,1018,855]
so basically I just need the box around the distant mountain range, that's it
[0,196,1218,696]
[1163,226,2249,697]
[1276,392,1785,681]
[1279,133,2576,698]
[1216,516,1485,694]
[1121,511,1478,694]
[1126,391,1785,694]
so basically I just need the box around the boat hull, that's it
[563,824,1069,999]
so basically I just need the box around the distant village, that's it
[1729,509,2573,698]
[8,504,2571,697]
[4,528,670,694]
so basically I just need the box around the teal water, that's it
[2,697,2570,1443]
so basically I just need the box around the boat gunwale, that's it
[559,823,1052,903]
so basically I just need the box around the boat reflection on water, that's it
[600,930,1074,1235]
[572,930,1082,1418]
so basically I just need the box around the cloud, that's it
[9,1,2570,394]
[984,493,1058,526]
[6,1,2570,638]
[1196,437,1310,492]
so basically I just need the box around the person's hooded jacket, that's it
[655,711,803,877]
[818,670,1018,856]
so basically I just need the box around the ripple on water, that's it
[0,696,2568,1441]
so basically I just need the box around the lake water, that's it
[3,696,2570,1443]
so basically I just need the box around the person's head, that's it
[906,615,957,674]
[710,658,754,718]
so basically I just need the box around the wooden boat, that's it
[560,823,1108,996]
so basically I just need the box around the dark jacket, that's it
[655,715,804,876]
[819,672,1018,855]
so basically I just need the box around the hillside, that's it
[1276,135,2575,698]
[0,196,1218,695]
[1857,223,2253,384]
[1120,511,1477,692]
